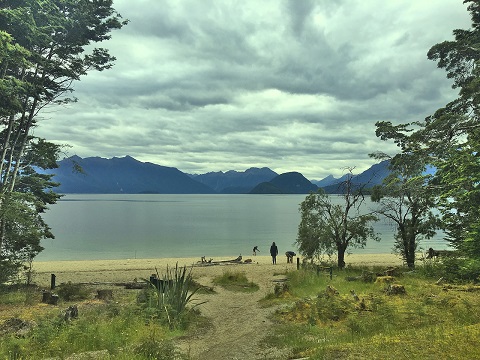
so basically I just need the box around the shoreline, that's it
[31,253,406,287]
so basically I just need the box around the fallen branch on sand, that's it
[195,255,246,266]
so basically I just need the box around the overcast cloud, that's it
[35,0,471,179]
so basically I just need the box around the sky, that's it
[34,0,472,180]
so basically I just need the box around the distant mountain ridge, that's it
[44,155,390,194]
[250,172,318,194]
[316,160,390,194]
[191,167,278,193]
[46,155,214,194]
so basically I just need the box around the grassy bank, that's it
[0,265,205,359]
[263,264,480,359]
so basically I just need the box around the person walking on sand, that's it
[270,242,278,264]
[253,246,259,256]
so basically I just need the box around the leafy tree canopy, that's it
[0,0,127,282]
[374,0,480,259]
[296,172,379,268]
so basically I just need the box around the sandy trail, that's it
[176,268,288,359]
[31,254,404,359]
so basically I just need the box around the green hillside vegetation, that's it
[262,262,480,359]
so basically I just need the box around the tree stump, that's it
[42,291,59,305]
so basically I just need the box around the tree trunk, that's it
[337,247,346,269]
[405,236,416,269]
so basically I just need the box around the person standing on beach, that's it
[270,242,278,264]
[253,246,259,256]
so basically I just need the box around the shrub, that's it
[212,270,259,292]
[0,260,20,284]
[56,282,91,301]
[435,257,480,282]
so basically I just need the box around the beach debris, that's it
[195,255,243,266]
[200,256,213,263]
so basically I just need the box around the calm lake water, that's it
[37,194,448,261]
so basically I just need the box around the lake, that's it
[37,194,448,261]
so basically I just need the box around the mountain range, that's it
[43,155,390,194]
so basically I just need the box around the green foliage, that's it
[0,286,191,359]
[134,335,179,360]
[429,257,480,283]
[212,270,259,293]
[369,152,441,268]
[296,186,379,268]
[141,264,204,330]
[267,265,480,359]
[0,0,127,282]
[372,1,480,261]
[56,282,91,301]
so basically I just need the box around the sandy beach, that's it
[32,253,405,287]
[25,253,408,359]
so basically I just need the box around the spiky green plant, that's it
[147,263,205,329]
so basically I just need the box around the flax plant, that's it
[147,263,205,329]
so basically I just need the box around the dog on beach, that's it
[425,247,455,259]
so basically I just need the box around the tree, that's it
[296,171,379,268]
[370,151,440,268]
[0,0,127,281]
[373,0,480,260]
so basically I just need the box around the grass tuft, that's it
[213,270,259,292]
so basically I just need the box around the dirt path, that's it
[31,255,403,359]
[177,270,288,360]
